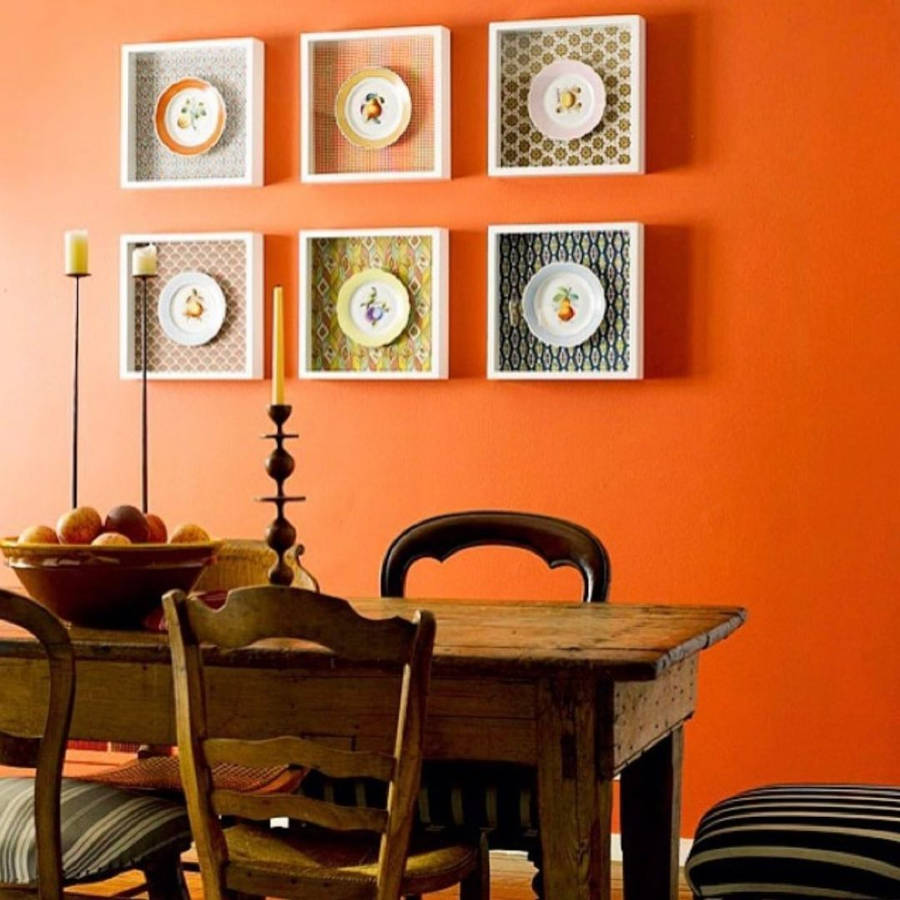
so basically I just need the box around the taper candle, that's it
[64,230,89,275]
[132,243,157,276]
[272,285,285,405]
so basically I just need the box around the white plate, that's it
[521,262,606,347]
[334,67,412,150]
[527,59,606,142]
[157,272,226,347]
[336,269,410,348]
[154,77,227,156]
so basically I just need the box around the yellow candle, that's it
[64,230,89,275]
[272,285,285,405]
[132,243,157,276]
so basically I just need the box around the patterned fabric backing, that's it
[686,783,900,899]
[126,239,249,375]
[495,229,632,373]
[133,46,247,182]
[308,235,433,373]
[498,24,635,169]
[311,36,435,175]
[0,777,191,885]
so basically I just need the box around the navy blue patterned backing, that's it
[496,229,631,372]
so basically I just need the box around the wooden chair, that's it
[0,589,192,899]
[164,584,490,900]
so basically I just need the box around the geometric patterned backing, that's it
[127,239,248,375]
[308,234,434,373]
[686,783,900,899]
[133,46,247,182]
[495,229,632,373]
[310,35,436,175]
[498,24,635,170]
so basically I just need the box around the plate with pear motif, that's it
[334,67,412,150]
[336,269,410,348]
[521,262,606,347]
[157,271,226,347]
[527,59,606,142]
[154,77,227,156]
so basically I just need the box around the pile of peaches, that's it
[17,505,210,547]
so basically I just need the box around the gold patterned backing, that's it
[308,234,433,373]
[127,239,249,375]
[498,24,635,169]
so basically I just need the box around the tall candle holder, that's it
[68,273,90,508]
[134,273,157,513]
[257,405,305,585]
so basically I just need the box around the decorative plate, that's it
[336,269,411,348]
[521,262,607,347]
[154,77,227,156]
[334,67,412,150]
[157,271,227,347]
[527,59,606,142]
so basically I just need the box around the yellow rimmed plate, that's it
[334,67,412,151]
[155,77,227,156]
[336,269,410,348]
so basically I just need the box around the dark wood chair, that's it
[0,589,192,899]
[380,510,611,897]
[164,584,489,900]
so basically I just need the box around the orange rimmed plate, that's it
[154,77,227,156]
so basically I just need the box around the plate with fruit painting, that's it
[527,59,606,142]
[334,67,412,150]
[157,271,226,347]
[154,77,227,156]
[336,269,411,348]
[521,262,606,347]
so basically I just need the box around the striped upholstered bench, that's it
[685,784,900,899]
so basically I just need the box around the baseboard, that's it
[494,834,694,866]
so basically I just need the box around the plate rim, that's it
[157,270,227,347]
[521,261,607,347]
[336,268,411,348]
[154,76,227,156]
[526,58,607,142]
[333,66,412,151]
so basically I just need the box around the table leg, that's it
[536,677,613,900]
[620,726,684,900]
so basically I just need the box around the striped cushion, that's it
[0,777,191,886]
[685,784,900,899]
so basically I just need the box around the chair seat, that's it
[224,823,480,898]
[0,777,191,886]
[685,784,900,899]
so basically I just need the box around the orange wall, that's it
[1,0,898,835]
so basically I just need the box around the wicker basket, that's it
[192,539,318,593]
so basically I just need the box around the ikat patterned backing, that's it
[130,240,248,374]
[495,230,632,373]
[133,47,247,182]
[498,25,635,169]
[309,235,433,372]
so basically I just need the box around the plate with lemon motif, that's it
[154,77,227,156]
[527,59,606,142]
[334,67,412,150]
[521,262,606,347]
[336,269,411,348]
[157,271,226,347]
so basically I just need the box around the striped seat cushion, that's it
[685,784,900,898]
[0,777,191,886]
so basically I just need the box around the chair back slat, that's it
[203,736,395,782]
[210,789,390,833]
[0,589,74,900]
[380,509,611,604]
[187,585,417,662]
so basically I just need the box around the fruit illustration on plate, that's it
[56,506,103,545]
[177,96,207,131]
[362,287,390,327]
[361,93,385,124]
[555,85,583,115]
[183,288,205,320]
[553,286,578,322]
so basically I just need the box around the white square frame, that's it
[119,231,264,380]
[487,222,644,380]
[488,16,645,177]
[121,37,265,189]
[300,26,451,183]
[299,227,448,379]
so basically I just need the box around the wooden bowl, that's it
[0,540,222,628]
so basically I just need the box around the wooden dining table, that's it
[0,590,744,900]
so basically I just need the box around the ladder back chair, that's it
[164,584,489,900]
[0,589,192,899]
